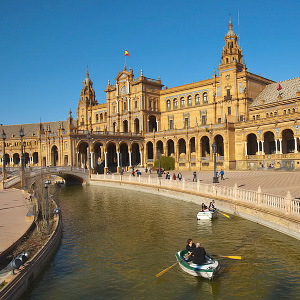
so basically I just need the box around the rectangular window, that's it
[64,142,68,150]
[201,115,206,125]
[149,101,152,109]
[218,118,221,124]
[135,101,138,109]
[169,119,174,130]
[184,118,189,128]
[240,115,245,121]
[228,107,231,115]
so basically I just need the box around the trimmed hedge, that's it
[153,156,175,170]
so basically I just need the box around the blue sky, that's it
[1,0,299,125]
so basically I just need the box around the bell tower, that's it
[220,16,243,67]
[77,67,97,130]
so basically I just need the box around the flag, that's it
[125,50,130,57]
[277,82,282,91]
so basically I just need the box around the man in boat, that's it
[201,203,208,212]
[186,239,196,261]
[192,243,207,265]
[209,201,216,211]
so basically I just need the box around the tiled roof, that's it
[251,77,300,107]
[0,120,66,139]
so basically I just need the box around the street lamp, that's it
[120,152,123,175]
[2,130,6,175]
[212,142,219,183]
[44,180,51,235]
[157,148,162,177]
[87,131,91,171]
[19,127,25,171]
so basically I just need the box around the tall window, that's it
[195,94,200,105]
[228,106,231,115]
[167,100,171,110]
[149,101,152,109]
[201,115,207,125]
[96,114,99,122]
[203,92,208,103]
[187,95,192,106]
[100,113,103,122]
[169,119,174,130]
[180,97,185,108]
[173,98,178,109]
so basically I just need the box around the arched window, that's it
[203,92,208,103]
[104,112,107,121]
[288,109,291,114]
[187,95,192,106]
[270,112,273,117]
[180,97,185,107]
[293,108,296,113]
[96,114,99,122]
[166,100,171,110]
[173,98,178,109]
[283,110,286,115]
[266,113,269,118]
[195,94,200,105]
[100,113,103,122]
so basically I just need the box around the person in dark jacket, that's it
[192,243,207,265]
[186,239,196,261]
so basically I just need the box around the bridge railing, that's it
[91,174,300,218]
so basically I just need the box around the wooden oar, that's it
[219,211,230,219]
[156,253,192,278]
[212,254,242,260]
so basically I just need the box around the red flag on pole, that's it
[125,50,130,57]
[277,82,282,91]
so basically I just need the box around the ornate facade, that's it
[1,20,300,172]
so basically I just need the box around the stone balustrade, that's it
[92,173,300,219]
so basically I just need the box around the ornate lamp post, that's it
[87,131,91,174]
[2,130,6,188]
[19,127,25,187]
[120,152,123,175]
[212,142,219,183]
[157,148,162,177]
[19,127,25,171]
[44,180,51,235]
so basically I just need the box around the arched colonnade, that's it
[245,129,299,156]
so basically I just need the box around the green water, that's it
[22,185,300,299]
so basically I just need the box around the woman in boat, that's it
[201,203,208,212]
[192,242,207,265]
[186,239,196,261]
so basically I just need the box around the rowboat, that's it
[175,250,219,279]
[197,209,217,220]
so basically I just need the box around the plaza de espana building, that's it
[1,20,300,173]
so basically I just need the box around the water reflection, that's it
[22,185,300,300]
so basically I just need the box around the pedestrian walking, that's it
[193,171,197,182]
[178,172,182,181]
[220,169,225,180]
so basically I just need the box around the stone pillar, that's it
[91,152,94,169]
[104,152,108,169]
[294,137,298,153]
[139,151,143,167]
[129,151,132,167]
[156,120,159,131]
[261,141,265,155]
[244,141,247,156]
[285,191,293,214]
[257,141,260,155]
[275,139,278,154]
[117,151,120,168]
[279,139,283,154]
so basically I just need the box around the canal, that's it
[22,185,300,299]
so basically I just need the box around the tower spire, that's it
[86,65,89,78]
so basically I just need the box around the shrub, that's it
[153,155,175,170]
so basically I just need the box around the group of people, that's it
[216,169,225,180]
[186,239,207,265]
[201,201,216,212]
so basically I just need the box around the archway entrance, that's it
[247,133,258,155]
[107,142,117,172]
[51,146,59,166]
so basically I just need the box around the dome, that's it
[226,29,236,38]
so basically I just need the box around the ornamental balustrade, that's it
[92,173,300,218]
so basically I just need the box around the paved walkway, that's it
[126,169,300,198]
[0,189,32,255]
